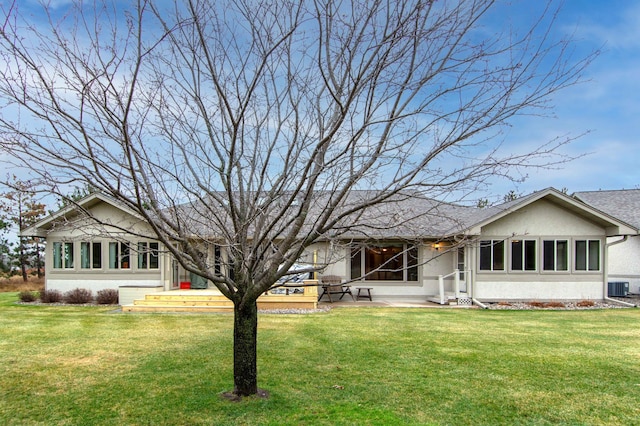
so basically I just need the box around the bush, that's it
[577,300,596,308]
[40,289,63,303]
[528,301,546,308]
[63,288,94,304]
[96,288,119,305]
[18,291,37,303]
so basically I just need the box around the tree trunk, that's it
[35,240,43,278]
[233,298,259,396]
[19,239,27,282]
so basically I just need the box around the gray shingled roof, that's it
[26,187,635,240]
[574,189,640,229]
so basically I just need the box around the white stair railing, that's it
[437,269,460,305]
[437,269,472,305]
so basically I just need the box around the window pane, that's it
[479,241,492,271]
[214,245,222,275]
[524,240,536,271]
[575,240,587,271]
[64,243,74,268]
[457,247,465,282]
[350,247,362,280]
[543,240,554,270]
[588,240,600,271]
[92,243,102,269]
[407,246,418,281]
[493,241,504,271]
[511,240,523,270]
[557,240,568,271]
[149,243,159,269]
[364,245,403,281]
[138,242,148,269]
[81,242,90,269]
[121,243,130,269]
[53,242,62,269]
[109,242,118,269]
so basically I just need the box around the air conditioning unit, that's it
[608,281,629,297]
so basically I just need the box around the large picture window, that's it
[511,240,536,271]
[479,240,504,271]
[351,243,418,281]
[575,239,600,271]
[109,241,130,269]
[53,242,74,269]
[80,242,102,269]
[543,240,568,271]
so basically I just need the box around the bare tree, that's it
[0,0,593,396]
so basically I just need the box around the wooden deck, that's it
[122,280,319,313]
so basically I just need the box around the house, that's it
[574,189,640,296]
[22,188,638,307]
[22,193,170,295]
[317,187,638,304]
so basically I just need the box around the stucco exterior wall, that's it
[474,280,603,301]
[608,236,640,294]
[481,199,606,237]
[48,278,163,294]
[470,199,607,300]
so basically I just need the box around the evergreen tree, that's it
[0,178,47,281]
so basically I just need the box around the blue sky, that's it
[488,0,640,198]
[5,0,640,201]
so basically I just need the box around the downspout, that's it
[603,236,636,307]
[472,297,488,309]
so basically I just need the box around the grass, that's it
[1,292,639,425]
[0,275,44,293]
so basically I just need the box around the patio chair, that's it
[318,275,355,302]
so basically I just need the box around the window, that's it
[109,242,130,269]
[543,240,568,271]
[80,242,102,269]
[137,242,159,269]
[479,240,504,271]
[53,242,74,269]
[575,239,600,271]
[350,243,418,281]
[511,240,536,271]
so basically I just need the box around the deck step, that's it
[124,289,318,313]
[122,305,233,313]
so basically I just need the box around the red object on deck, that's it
[179,281,191,289]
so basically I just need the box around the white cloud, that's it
[566,1,640,50]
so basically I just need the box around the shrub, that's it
[528,301,546,308]
[497,301,512,306]
[545,301,565,308]
[96,288,119,305]
[576,300,596,308]
[40,289,63,303]
[18,291,37,303]
[64,288,94,304]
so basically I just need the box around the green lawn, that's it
[1,293,639,425]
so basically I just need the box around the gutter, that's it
[603,235,636,307]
